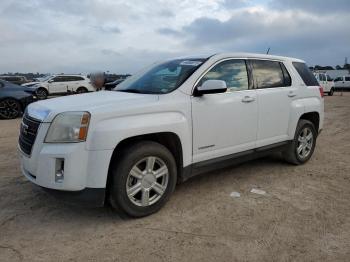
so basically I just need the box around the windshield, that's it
[115,58,206,94]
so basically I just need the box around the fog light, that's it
[55,158,64,183]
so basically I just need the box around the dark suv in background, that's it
[0,75,29,85]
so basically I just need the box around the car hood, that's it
[27,91,159,122]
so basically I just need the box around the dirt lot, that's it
[0,94,349,262]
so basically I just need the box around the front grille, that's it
[19,113,41,156]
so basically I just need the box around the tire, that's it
[76,87,88,94]
[283,119,317,165]
[0,98,22,119]
[36,88,48,100]
[329,88,334,96]
[109,141,177,217]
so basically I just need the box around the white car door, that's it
[344,76,350,89]
[48,76,68,94]
[192,59,258,163]
[251,59,296,147]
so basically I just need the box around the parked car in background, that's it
[29,75,95,99]
[314,73,335,96]
[22,75,51,88]
[334,76,350,91]
[0,75,29,85]
[19,53,324,217]
[0,80,36,119]
[104,79,125,90]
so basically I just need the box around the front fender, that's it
[86,111,192,167]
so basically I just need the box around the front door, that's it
[192,59,258,163]
[49,76,68,94]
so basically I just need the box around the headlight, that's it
[45,112,90,143]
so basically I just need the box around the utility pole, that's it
[266,47,270,55]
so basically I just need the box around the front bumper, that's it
[19,121,113,206]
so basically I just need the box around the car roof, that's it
[176,52,305,63]
[52,74,86,76]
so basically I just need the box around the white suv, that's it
[30,75,95,99]
[19,53,324,217]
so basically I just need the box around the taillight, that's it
[319,86,324,98]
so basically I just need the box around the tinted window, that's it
[281,63,292,86]
[292,62,319,86]
[200,59,249,91]
[73,76,84,81]
[345,77,350,81]
[334,77,342,82]
[53,76,66,82]
[252,60,284,88]
[327,75,332,81]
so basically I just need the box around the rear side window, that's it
[72,76,85,81]
[252,60,285,88]
[292,62,319,86]
[345,77,350,81]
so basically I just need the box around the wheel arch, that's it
[105,132,185,194]
[299,111,320,134]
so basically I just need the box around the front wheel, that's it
[283,119,317,165]
[109,141,177,217]
[329,88,334,96]
[0,98,21,119]
[36,88,48,100]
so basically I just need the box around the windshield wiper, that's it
[117,89,142,93]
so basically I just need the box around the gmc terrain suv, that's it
[19,53,324,217]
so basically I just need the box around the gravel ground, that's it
[0,93,349,262]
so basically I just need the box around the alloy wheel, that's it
[126,156,169,207]
[0,99,20,119]
[297,127,314,159]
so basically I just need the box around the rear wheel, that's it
[0,98,21,119]
[36,88,48,100]
[283,119,317,165]
[76,87,88,94]
[109,141,177,217]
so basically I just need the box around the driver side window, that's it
[199,59,249,92]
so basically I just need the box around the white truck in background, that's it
[314,72,335,96]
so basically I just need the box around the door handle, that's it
[241,96,255,103]
[288,91,296,97]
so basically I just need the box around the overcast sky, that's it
[1,0,349,74]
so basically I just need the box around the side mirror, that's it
[195,80,227,96]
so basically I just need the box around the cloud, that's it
[157,28,182,37]
[0,0,349,73]
[180,8,350,65]
[269,0,350,13]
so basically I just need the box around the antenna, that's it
[266,47,270,54]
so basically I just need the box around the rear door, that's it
[251,59,295,147]
[68,76,85,92]
[191,59,258,163]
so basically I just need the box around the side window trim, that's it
[250,59,289,89]
[192,58,252,95]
